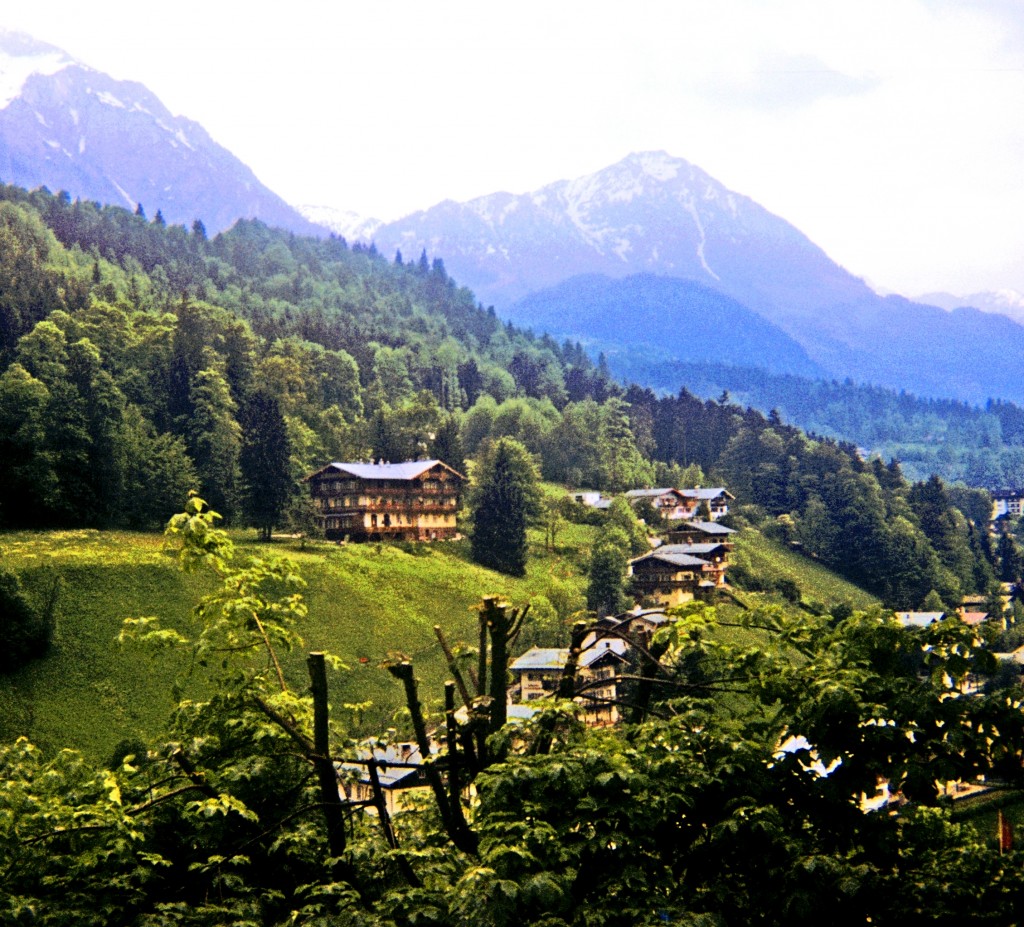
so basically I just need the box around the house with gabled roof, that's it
[624,488,695,521]
[509,638,631,726]
[894,611,945,628]
[678,487,735,521]
[628,542,729,607]
[665,519,737,547]
[304,459,464,541]
[337,741,437,816]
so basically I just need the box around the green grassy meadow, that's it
[0,528,594,759]
[730,529,880,612]
[0,519,880,761]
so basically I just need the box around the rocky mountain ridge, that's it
[0,30,324,236]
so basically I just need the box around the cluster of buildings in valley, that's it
[304,457,738,615]
[305,458,738,614]
[307,460,741,808]
[316,462,1024,814]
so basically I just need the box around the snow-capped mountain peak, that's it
[0,31,327,237]
[296,204,381,241]
[0,31,74,109]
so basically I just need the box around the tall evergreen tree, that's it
[587,527,630,617]
[431,413,466,474]
[998,530,1024,584]
[239,391,293,541]
[187,357,242,520]
[469,437,541,576]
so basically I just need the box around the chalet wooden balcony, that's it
[633,580,700,591]
[315,485,457,497]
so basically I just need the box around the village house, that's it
[305,459,464,542]
[679,487,735,521]
[628,542,729,607]
[894,611,945,628]
[509,638,631,727]
[992,489,1024,521]
[337,741,437,816]
[571,490,612,510]
[624,488,695,521]
[507,609,673,727]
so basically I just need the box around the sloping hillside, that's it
[0,529,589,758]
[0,522,879,759]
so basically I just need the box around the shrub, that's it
[0,568,51,673]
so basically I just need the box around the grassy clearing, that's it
[951,788,1024,850]
[0,529,589,759]
[730,529,880,612]
[0,519,876,760]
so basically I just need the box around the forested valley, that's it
[4,184,1024,923]
[632,359,1024,487]
[0,183,1019,616]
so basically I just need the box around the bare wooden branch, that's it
[171,748,219,799]
[434,625,474,709]
[386,660,478,855]
[253,610,288,693]
[531,620,590,756]
[252,695,314,755]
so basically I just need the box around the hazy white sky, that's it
[3,0,1023,297]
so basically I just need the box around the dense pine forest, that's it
[0,182,1020,616]
[632,359,1024,487]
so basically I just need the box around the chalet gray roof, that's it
[510,647,569,671]
[631,550,711,568]
[679,487,734,500]
[597,607,671,629]
[678,520,736,535]
[895,611,945,627]
[510,640,629,673]
[657,543,727,556]
[579,637,629,663]
[625,488,683,499]
[340,741,437,790]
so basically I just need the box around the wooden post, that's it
[306,652,349,870]
[366,758,422,887]
[477,607,489,698]
[484,598,511,734]
[444,681,472,837]
[629,631,672,724]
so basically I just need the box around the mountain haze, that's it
[509,273,824,379]
[2,31,1021,407]
[919,289,1024,326]
[368,152,1024,404]
[0,31,325,236]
